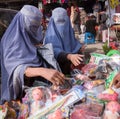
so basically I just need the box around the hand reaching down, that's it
[25,67,65,86]
[67,54,84,66]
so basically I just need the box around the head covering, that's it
[44,7,82,59]
[1,5,43,103]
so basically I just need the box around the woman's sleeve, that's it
[57,52,69,63]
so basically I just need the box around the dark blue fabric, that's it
[44,7,82,59]
[0,5,44,103]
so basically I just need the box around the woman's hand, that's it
[25,67,65,86]
[113,72,120,88]
[67,54,84,66]
[41,68,65,86]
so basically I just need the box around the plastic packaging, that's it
[70,102,103,119]
[103,101,120,119]
[27,86,85,119]
[98,88,118,102]
[89,53,110,65]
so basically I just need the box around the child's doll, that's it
[30,87,45,115]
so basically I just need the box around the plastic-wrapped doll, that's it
[30,87,45,115]
[103,101,120,119]
[47,109,63,119]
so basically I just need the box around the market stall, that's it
[0,1,120,119]
[1,48,120,119]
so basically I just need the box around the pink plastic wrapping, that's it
[103,101,120,119]
[70,103,103,119]
[98,91,118,101]
[47,109,63,119]
[81,63,97,75]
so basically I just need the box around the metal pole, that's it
[107,0,111,47]
[108,26,110,46]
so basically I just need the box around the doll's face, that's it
[106,101,120,113]
[32,88,43,101]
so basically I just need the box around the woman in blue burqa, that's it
[44,7,84,75]
[0,5,65,104]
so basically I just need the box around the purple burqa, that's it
[1,5,44,103]
[44,7,82,59]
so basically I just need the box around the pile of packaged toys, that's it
[1,50,120,119]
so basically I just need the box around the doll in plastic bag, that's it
[23,86,51,116]
[30,87,45,115]
[47,109,64,119]
[23,86,62,117]
[103,101,120,119]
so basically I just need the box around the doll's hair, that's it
[24,86,51,103]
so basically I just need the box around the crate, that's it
[84,32,95,44]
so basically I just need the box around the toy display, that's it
[1,53,120,119]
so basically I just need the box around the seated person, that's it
[44,7,84,75]
[85,15,98,39]
[0,5,65,104]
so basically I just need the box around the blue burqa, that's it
[44,7,82,59]
[1,5,43,103]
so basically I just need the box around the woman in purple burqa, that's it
[44,7,84,75]
[0,5,65,104]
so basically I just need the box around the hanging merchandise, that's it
[42,0,69,4]
[42,0,51,5]
[42,0,47,5]
[62,0,69,3]
[109,0,120,9]
[61,0,65,3]
[58,0,61,3]
[52,0,57,2]
[38,2,43,10]
[113,13,120,24]
[47,0,51,3]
